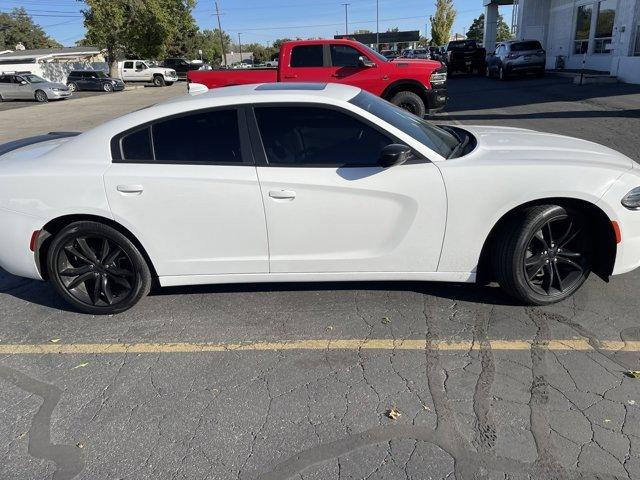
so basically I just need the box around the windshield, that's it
[22,74,47,83]
[349,90,459,159]
[145,61,158,67]
[359,43,388,63]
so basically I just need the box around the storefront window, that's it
[593,0,616,54]
[574,5,593,54]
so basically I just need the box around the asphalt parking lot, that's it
[1,75,640,480]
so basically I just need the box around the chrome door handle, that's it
[117,184,144,194]
[268,190,296,200]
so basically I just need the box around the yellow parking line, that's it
[0,339,638,355]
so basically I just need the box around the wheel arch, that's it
[381,80,430,109]
[476,197,617,284]
[37,214,158,282]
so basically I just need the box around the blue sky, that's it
[2,0,512,48]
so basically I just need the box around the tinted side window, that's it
[330,45,362,67]
[512,41,542,51]
[124,61,133,69]
[290,45,324,68]
[121,127,152,161]
[0,76,10,83]
[152,109,242,164]
[254,106,393,167]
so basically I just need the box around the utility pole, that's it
[238,32,243,64]
[341,3,350,36]
[215,1,227,67]
[376,0,379,50]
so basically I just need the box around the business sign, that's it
[334,30,420,44]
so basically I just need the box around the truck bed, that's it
[188,68,278,89]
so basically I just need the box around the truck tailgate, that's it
[188,69,278,89]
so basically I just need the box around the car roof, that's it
[161,82,361,107]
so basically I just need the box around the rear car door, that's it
[0,75,17,99]
[122,61,134,80]
[284,45,327,81]
[104,107,269,277]
[250,104,447,274]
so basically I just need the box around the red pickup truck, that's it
[188,39,448,117]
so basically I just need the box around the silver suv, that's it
[0,72,72,103]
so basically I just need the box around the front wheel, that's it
[492,205,592,305]
[103,82,113,92]
[35,90,48,103]
[67,82,78,92]
[153,75,166,87]
[46,221,152,314]
[390,91,426,118]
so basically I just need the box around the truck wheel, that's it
[390,91,426,118]
[153,75,165,87]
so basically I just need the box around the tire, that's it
[0,93,3,102]
[491,205,592,305]
[165,81,174,86]
[485,66,492,78]
[67,82,78,92]
[499,66,507,81]
[103,82,113,92]
[46,221,152,314]
[153,75,165,87]
[390,91,426,117]
[35,90,48,103]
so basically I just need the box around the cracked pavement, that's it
[1,75,640,479]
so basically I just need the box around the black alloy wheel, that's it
[492,205,592,305]
[523,214,590,297]
[47,222,151,314]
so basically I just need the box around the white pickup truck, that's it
[117,60,178,87]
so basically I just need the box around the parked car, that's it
[486,40,546,80]
[380,50,399,60]
[160,58,200,80]
[117,60,178,87]
[0,72,71,103]
[66,70,125,93]
[188,38,448,117]
[444,39,486,75]
[0,83,637,314]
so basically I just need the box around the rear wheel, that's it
[492,205,592,305]
[390,91,426,118]
[35,90,48,102]
[46,221,151,314]
[153,75,165,87]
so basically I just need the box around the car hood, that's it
[461,125,635,171]
[38,81,68,89]
[390,58,443,69]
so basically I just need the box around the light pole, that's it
[238,32,243,65]
[341,3,350,36]
[376,0,379,50]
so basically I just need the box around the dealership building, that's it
[483,0,640,83]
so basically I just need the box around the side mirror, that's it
[358,56,375,68]
[378,144,412,168]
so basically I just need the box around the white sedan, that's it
[1,83,639,314]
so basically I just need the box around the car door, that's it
[0,75,17,99]
[133,61,150,81]
[104,107,269,277]
[284,44,327,81]
[121,61,134,80]
[13,75,33,100]
[86,72,99,90]
[326,44,384,95]
[250,104,447,274]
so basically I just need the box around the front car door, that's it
[249,103,447,274]
[133,61,149,81]
[104,107,269,279]
[326,44,384,95]
[13,75,34,100]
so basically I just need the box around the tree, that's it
[429,0,456,46]
[466,13,512,43]
[191,29,231,65]
[353,29,372,35]
[0,8,61,50]
[387,27,400,33]
[80,0,197,76]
